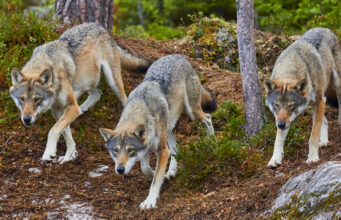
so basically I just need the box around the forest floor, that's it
[1,34,341,219]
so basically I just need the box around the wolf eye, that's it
[128,147,135,153]
[19,97,25,103]
[113,147,119,153]
[289,104,296,111]
[34,97,42,104]
[274,102,279,109]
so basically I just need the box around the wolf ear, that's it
[134,125,145,139]
[294,79,307,94]
[40,69,53,86]
[99,128,116,142]
[264,79,277,95]
[11,68,23,85]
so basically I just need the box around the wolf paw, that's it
[319,141,329,147]
[165,169,176,180]
[267,157,282,169]
[306,155,319,163]
[139,197,157,210]
[40,156,58,164]
[58,150,78,164]
[80,104,89,113]
[41,151,58,164]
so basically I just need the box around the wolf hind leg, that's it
[192,107,214,136]
[101,49,127,105]
[331,68,341,125]
[79,88,102,113]
[165,131,178,179]
[184,76,215,136]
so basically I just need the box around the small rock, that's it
[61,194,71,200]
[84,181,91,187]
[96,165,109,172]
[88,165,109,178]
[28,167,41,174]
[88,172,103,178]
[275,171,284,178]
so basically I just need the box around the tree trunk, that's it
[236,0,265,138]
[157,0,164,16]
[54,0,114,31]
[137,0,145,28]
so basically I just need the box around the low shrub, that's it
[0,6,58,120]
[176,101,309,189]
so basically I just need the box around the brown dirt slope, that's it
[0,35,340,219]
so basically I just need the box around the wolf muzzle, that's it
[22,115,33,126]
[116,165,125,175]
[277,121,287,130]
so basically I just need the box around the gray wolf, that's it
[99,54,217,209]
[264,27,341,168]
[9,22,150,164]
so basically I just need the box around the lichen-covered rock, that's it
[181,15,294,74]
[270,161,341,219]
[182,15,239,71]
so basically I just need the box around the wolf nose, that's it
[23,116,32,125]
[277,121,286,129]
[116,165,125,174]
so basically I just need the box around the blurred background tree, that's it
[114,0,236,40]
[55,0,114,31]
[255,0,341,36]
[113,0,341,39]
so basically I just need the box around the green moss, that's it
[185,13,238,71]
[272,184,341,218]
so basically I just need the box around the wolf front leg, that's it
[267,127,289,168]
[307,99,325,163]
[313,107,329,147]
[140,151,155,179]
[140,128,170,210]
[51,109,78,164]
[42,91,81,163]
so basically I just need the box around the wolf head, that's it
[99,125,149,175]
[264,78,309,130]
[9,68,55,126]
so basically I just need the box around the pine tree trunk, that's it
[54,0,114,31]
[236,0,265,138]
[157,0,164,16]
[137,0,145,28]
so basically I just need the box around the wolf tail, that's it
[325,87,338,108]
[325,73,339,108]
[117,46,151,74]
[201,86,217,113]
